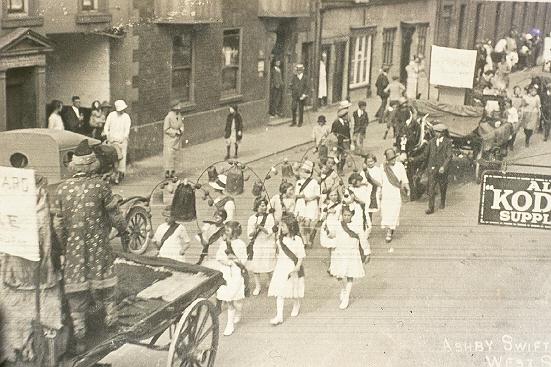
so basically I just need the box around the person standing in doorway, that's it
[63,96,85,133]
[405,57,419,100]
[290,64,309,127]
[375,66,390,121]
[163,100,185,178]
[48,100,65,130]
[103,99,131,183]
[269,59,283,117]
[318,52,328,106]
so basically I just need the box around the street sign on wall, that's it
[0,166,39,261]
[479,171,551,230]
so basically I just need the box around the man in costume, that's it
[53,139,127,350]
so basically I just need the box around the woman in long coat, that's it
[521,86,541,147]
[163,100,185,178]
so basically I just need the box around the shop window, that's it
[222,29,241,95]
[417,24,428,57]
[5,0,28,14]
[382,28,396,66]
[350,34,373,88]
[172,33,193,103]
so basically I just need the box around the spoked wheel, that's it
[126,206,152,254]
[167,298,219,367]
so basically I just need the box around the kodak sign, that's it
[479,171,551,229]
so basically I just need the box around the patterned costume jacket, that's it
[53,174,127,294]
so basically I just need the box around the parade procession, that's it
[1,0,551,366]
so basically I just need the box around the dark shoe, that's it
[297,123,302,127]
[224,154,230,160]
[425,209,435,215]
[439,203,445,210]
[290,122,297,127]
[234,154,238,159]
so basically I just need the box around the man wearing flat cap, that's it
[290,64,309,127]
[413,123,453,214]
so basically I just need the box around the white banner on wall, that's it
[544,37,551,62]
[0,166,39,262]
[430,45,477,89]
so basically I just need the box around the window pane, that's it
[223,30,240,66]
[8,0,25,12]
[172,68,191,102]
[173,34,192,67]
[222,67,238,92]
[82,0,96,10]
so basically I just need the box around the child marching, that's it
[329,205,370,310]
[319,188,342,271]
[246,197,277,296]
[294,160,320,249]
[195,209,227,266]
[152,206,191,263]
[361,153,383,222]
[268,214,306,325]
[270,181,296,224]
[216,221,248,336]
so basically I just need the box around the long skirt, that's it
[380,196,402,230]
[163,146,181,171]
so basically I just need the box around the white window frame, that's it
[171,32,194,103]
[81,0,99,11]
[6,0,29,16]
[350,34,372,88]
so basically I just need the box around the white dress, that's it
[349,186,373,230]
[294,178,320,221]
[361,166,383,213]
[268,236,305,299]
[270,194,295,223]
[246,214,276,273]
[380,162,408,230]
[319,201,341,249]
[318,60,327,99]
[197,222,225,269]
[153,223,190,263]
[215,239,247,302]
[329,221,367,279]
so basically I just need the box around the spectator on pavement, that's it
[290,64,309,127]
[384,75,406,110]
[89,100,106,140]
[405,57,419,99]
[521,86,541,147]
[103,99,131,184]
[163,100,185,178]
[504,98,520,150]
[269,59,283,117]
[63,96,85,133]
[375,66,390,121]
[47,100,64,131]
[352,100,369,152]
[224,104,243,160]
[312,115,330,151]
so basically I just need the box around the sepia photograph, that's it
[0,0,550,365]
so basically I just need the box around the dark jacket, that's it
[225,112,243,141]
[419,136,453,175]
[290,74,309,101]
[62,106,83,132]
[375,73,390,97]
[395,118,421,153]
[271,67,283,89]
[331,117,351,145]
[352,109,369,134]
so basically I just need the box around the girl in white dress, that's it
[270,181,295,224]
[380,148,410,243]
[361,153,383,222]
[319,189,341,271]
[329,205,370,309]
[216,221,248,336]
[195,209,227,268]
[268,214,306,325]
[153,207,191,263]
[294,160,321,248]
[247,197,277,296]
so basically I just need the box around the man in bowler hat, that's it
[290,64,309,127]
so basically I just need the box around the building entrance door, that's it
[6,67,37,130]
[400,25,415,84]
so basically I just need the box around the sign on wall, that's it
[430,45,477,89]
[479,171,551,230]
[0,166,39,261]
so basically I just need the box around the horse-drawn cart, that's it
[65,252,224,367]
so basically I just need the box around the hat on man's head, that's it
[209,174,227,191]
[432,123,448,132]
[338,100,352,111]
[301,160,314,173]
[72,139,97,166]
[384,148,398,161]
[100,101,112,108]
[114,100,128,112]
[358,101,367,107]
[170,99,182,111]
[296,64,304,70]
[317,115,327,123]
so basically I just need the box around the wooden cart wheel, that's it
[126,206,152,255]
[167,298,219,367]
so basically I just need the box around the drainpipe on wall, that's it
[429,0,443,101]
[312,0,323,111]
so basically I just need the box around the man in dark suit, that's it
[63,95,84,133]
[269,59,283,117]
[331,100,352,174]
[290,64,309,127]
[375,66,390,121]
[417,123,453,214]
